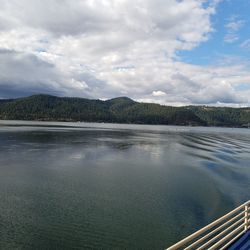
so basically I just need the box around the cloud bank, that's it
[0,0,249,106]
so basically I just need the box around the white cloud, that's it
[224,17,245,44]
[0,0,249,106]
[224,33,239,43]
[152,91,167,97]
[241,39,250,50]
[225,19,245,32]
[0,49,94,98]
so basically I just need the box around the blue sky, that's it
[0,0,249,106]
[179,0,250,66]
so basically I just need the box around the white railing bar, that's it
[219,230,245,250]
[167,201,249,250]
[207,223,245,250]
[184,210,245,250]
[197,217,244,250]
[244,205,248,232]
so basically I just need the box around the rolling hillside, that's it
[0,94,250,127]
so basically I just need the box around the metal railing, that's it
[167,200,250,250]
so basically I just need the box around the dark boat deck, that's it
[227,231,250,250]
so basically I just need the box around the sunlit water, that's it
[0,121,250,249]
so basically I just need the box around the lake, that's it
[0,121,250,249]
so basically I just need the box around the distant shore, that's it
[1,94,250,128]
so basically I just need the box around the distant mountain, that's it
[0,94,250,127]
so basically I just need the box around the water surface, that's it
[0,121,250,249]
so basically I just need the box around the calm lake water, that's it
[0,121,250,249]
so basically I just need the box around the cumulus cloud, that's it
[0,49,64,98]
[0,0,249,106]
[0,49,101,98]
[152,91,167,97]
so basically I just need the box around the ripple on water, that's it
[0,123,250,249]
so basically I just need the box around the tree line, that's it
[0,94,250,127]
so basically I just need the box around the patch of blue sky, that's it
[177,0,250,66]
[113,65,135,71]
[234,83,250,92]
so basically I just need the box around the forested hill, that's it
[0,94,250,127]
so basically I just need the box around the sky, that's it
[0,0,250,106]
